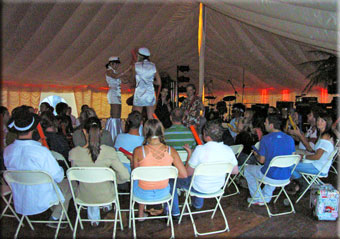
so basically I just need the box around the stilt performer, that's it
[132,47,161,119]
[105,56,131,142]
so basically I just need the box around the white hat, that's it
[108,56,120,63]
[138,47,150,57]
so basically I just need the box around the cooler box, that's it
[310,184,339,221]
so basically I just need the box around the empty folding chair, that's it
[3,170,73,239]
[129,166,178,239]
[67,167,123,238]
[296,149,338,204]
[224,144,243,197]
[247,155,300,217]
[178,162,234,237]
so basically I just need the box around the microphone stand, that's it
[228,79,238,101]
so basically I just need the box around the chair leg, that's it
[14,215,25,239]
[73,209,81,239]
[166,201,175,239]
[295,176,316,204]
[61,203,74,231]
[248,181,262,207]
[25,216,34,230]
[113,205,118,239]
[132,202,137,239]
[178,193,191,224]
[274,187,284,204]
[116,203,123,231]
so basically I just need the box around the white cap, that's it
[108,56,120,62]
[138,47,150,57]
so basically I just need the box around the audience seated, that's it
[235,117,257,166]
[4,106,73,228]
[244,114,295,205]
[168,119,238,219]
[40,111,70,167]
[69,117,129,226]
[39,102,51,115]
[228,103,245,139]
[132,119,187,219]
[164,108,196,151]
[289,113,336,194]
[73,108,114,147]
[114,111,144,173]
[66,106,79,128]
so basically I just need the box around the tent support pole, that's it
[198,3,206,98]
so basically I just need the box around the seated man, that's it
[4,106,72,228]
[164,108,196,151]
[168,120,238,219]
[244,114,295,205]
[114,111,144,173]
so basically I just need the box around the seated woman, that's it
[69,117,130,226]
[114,111,144,173]
[235,117,257,166]
[132,119,187,219]
[289,113,336,194]
[73,108,114,147]
[40,111,70,168]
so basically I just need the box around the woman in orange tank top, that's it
[132,119,187,219]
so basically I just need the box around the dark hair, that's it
[81,104,89,112]
[186,83,196,91]
[40,102,50,110]
[142,119,166,145]
[203,119,224,142]
[317,113,336,140]
[266,114,282,130]
[56,102,68,116]
[126,111,142,130]
[49,105,54,113]
[0,106,8,116]
[8,106,40,136]
[170,108,184,123]
[40,111,57,129]
[84,117,102,163]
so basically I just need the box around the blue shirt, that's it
[4,140,65,216]
[259,132,295,179]
[114,133,144,153]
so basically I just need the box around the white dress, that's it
[133,60,156,107]
[106,75,121,104]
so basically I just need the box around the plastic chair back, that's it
[67,167,116,183]
[230,144,244,156]
[177,150,188,163]
[269,155,300,168]
[131,166,178,182]
[4,170,53,186]
[194,162,234,177]
[51,150,69,169]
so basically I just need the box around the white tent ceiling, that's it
[2,0,338,95]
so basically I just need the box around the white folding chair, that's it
[248,155,301,217]
[178,162,234,237]
[51,150,69,169]
[296,148,338,204]
[116,151,132,212]
[3,170,73,239]
[224,144,244,197]
[67,167,123,238]
[329,142,339,175]
[129,166,178,239]
[0,173,21,223]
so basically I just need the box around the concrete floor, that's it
[1,170,339,238]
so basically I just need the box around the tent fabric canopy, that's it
[2,0,338,96]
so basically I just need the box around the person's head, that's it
[7,106,40,137]
[216,101,227,115]
[170,108,184,124]
[49,105,54,113]
[81,104,89,112]
[244,109,254,121]
[84,117,102,163]
[186,84,196,98]
[137,47,150,61]
[203,119,224,142]
[66,106,72,116]
[126,111,143,130]
[0,106,10,125]
[237,117,252,132]
[106,56,120,70]
[79,108,97,128]
[160,87,169,99]
[317,113,333,134]
[40,102,50,114]
[40,111,57,130]
[55,102,68,116]
[143,119,166,145]
[232,103,245,118]
[264,114,282,133]
[307,107,321,126]
[267,106,278,115]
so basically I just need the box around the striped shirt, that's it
[164,124,196,150]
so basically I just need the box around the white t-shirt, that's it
[311,139,334,175]
[188,141,237,193]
